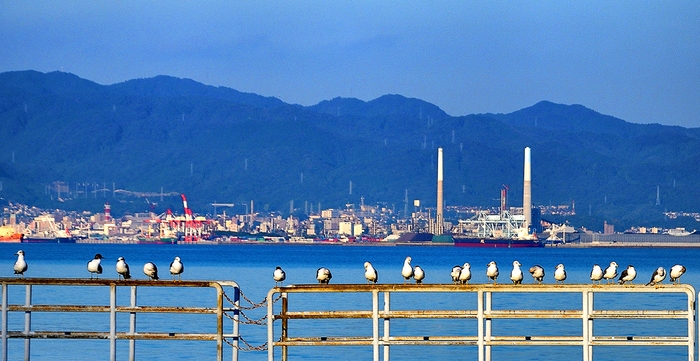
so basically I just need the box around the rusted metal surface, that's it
[1,278,241,361]
[267,283,696,361]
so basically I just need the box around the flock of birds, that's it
[12,250,185,281]
[273,257,688,288]
[10,250,687,288]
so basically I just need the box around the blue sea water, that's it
[0,243,698,360]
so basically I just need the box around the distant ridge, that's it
[0,70,699,231]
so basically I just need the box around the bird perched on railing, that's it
[87,253,104,279]
[618,265,636,285]
[529,264,545,284]
[169,256,184,281]
[364,262,378,284]
[451,265,462,284]
[510,261,523,285]
[670,264,686,285]
[143,262,159,281]
[458,263,471,285]
[486,261,499,284]
[116,257,131,280]
[401,256,413,284]
[13,250,27,277]
[554,264,567,284]
[645,267,666,288]
[273,266,286,286]
[590,264,603,286]
[413,265,425,284]
[603,262,618,284]
[316,267,332,284]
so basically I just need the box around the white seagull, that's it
[116,257,131,280]
[510,261,523,285]
[618,265,636,285]
[554,263,567,284]
[451,265,462,284]
[413,265,425,284]
[670,264,686,285]
[273,266,286,286]
[590,264,603,285]
[645,267,666,287]
[458,263,472,285]
[316,267,332,284]
[486,261,499,284]
[169,256,184,281]
[529,264,545,284]
[13,250,27,277]
[364,262,378,284]
[143,262,159,280]
[603,261,618,284]
[87,253,104,279]
[401,256,414,284]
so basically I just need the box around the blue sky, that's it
[1,1,698,127]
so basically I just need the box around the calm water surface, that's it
[1,243,698,360]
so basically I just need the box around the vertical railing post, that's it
[267,289,275,361]
[477,290,484,361]
[281,293,288,361]
[23,285,31,361]
[372,290,379,361]
[129,285,137,361]
[109,283,116,361]
[689,289,695,361]
[582,290,591,361]
[232,286,240,361]
[383,291,390,361]
[2,283,8,361]
[485,291,492,361]
[216,285,223,361]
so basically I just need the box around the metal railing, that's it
[1,278,241,361]
[267,283,696,361]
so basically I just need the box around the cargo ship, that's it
[452,210,544,248]
[22,214,77,243]
[0,225,23,243]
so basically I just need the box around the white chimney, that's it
[523,147,532,231]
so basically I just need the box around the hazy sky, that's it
[1,1,699,127]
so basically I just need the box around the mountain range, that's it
[1,70,699,231]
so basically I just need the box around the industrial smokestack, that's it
[437,147,444,234]
[523,147,532,232]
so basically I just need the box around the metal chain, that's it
[222,290,268,310]
[224,336,268,351]
[223,310,268,325]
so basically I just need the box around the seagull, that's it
[645,267,666,287]
[510,261,523,285]
[364,262,378,284]
[401,256,413,284]
[529,264,545,284]
[316,267,332,284]
[413,265,425,284]
[451,265,462,284]
[670,264,686,285]
[603,261,618,284]
[143,262,159,281]
[13,250,27,277]
[554,263,567,284]
[590,264,603,285]
[618,265,636,285]
[273,266,286,286]
[169,256,184,281]
[87,253,104,279]
[486,261,499,284]
[116,257,131,280]
[458,263,471,285]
